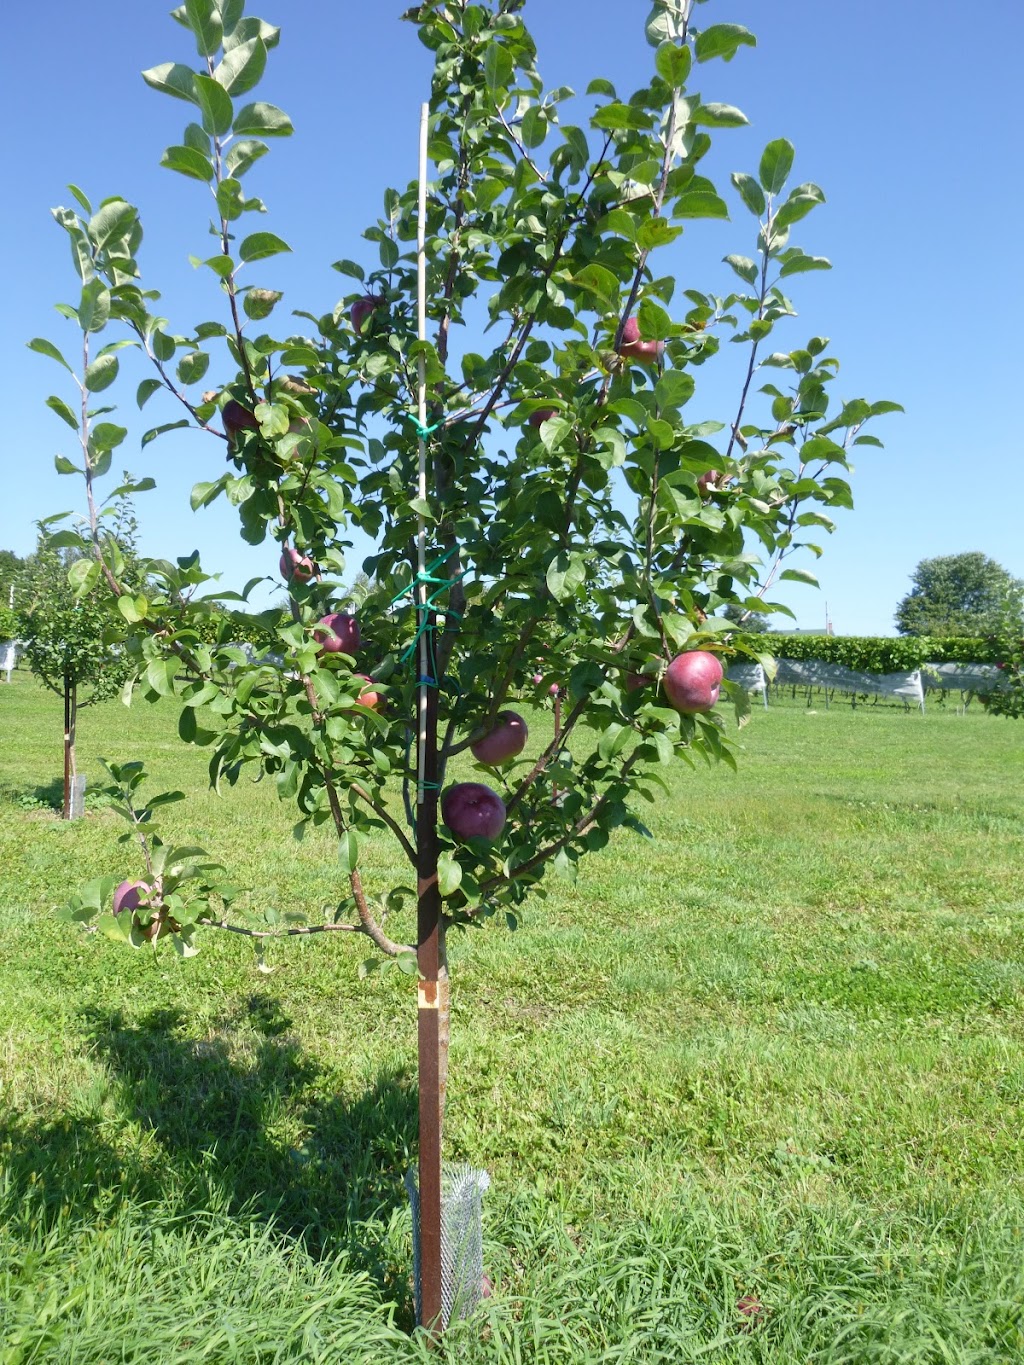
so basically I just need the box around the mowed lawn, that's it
[1,671,1023,1363]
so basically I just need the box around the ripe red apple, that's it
[481,1274,493,1299]
[663,650,723,714]
[222,399,259,442]
[113,879,150,916]
[351,294,385,335]
[354,674,380,709]
[549,682,560,697]
[441,783,507,841]
[528,407,558,429]
[617,316,664,367]
[532,672,544,685]
[279,546,316,584]
[314,612,361,656]
[470,711,528,765]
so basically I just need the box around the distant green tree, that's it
[0,549,26,616]
[721,602,769,633]
[19,506,138,816]
[982,586,1024,720]
[895,553,1023,637]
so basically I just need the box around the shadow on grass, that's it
[0,997,417,1322]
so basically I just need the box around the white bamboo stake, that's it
[416,102,429,805]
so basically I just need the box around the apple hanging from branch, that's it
[441,783,507,841]
[314,612,361,656]
[470,711,528,765]
[617,316,664,367]
[663,651,724,714]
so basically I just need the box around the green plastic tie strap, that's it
[401,412,443,441]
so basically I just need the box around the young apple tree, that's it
[35,0,898,1328]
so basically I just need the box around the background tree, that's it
[982,585,1024,720]
[34,0,899,1330]
[721,602,769,633]
[18,502,138,816]
[895,552,1023,637]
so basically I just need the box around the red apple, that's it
[532,672,544,685]
[351,294,385,335]
[222,399,259,442]
[617,316,664,367]
[279,546,316,584]
[481,1274,493,1299]
[528,407,558,429]
[663,650,723,714]
[549,682,560,697]
[625,671,649,692]
[354,674,380,709]
[471,711,528,765]
[441,783,507,841]
[113,879,150,917]
[314,613,361,656]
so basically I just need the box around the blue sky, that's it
[2,0,1021,634]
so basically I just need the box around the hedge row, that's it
[758,634,1006,673]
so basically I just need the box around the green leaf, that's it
[437,854,463,898]
[232,101,292,137]
[46,396,79,430]
[78,278,111,332]
[87,199,136,253]
[692,102,748,128]
[184,0,223,56]
[730,172,765,216]
[67,558,101,595]
[675,190,729,218]
[520,106,547,149]
[54,455,81,475]
[695,23,756,63]
[598,722,632,761]
[779,568,819,586]
[194,74,233,135]
[137,378,163,409]
[142,420,190,447]
[91,422,127,450]
[141,62,198,104]
[331,258,365,280]
[655,41,691,86]
[28,337,72,372]
[176,351,210,385]
[338,828,360,874]
[160,144,214,181]
[636,218,682,250]
[638,298,673,340]
[759,138,795,195]
[568,263,619,309]
[546,551,586,602]
[214,36,266,95]
[773,185,825,231]
[723,253,757,284]
[84,353,119,392]
[146,658,178,696]
[225,138,268,177]
[238,231,291,263]
[778,253,831,277]
[151,328,176,361]
[655,371,695,407]
[484,43,513,96]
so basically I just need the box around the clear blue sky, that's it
[3,1,1021,634]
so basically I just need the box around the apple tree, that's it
[34,0,899,1326]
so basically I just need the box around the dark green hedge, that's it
[759,634,1004,673]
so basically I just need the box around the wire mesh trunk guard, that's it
[406,1163,490,1328]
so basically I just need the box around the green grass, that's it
[2,669,1023,1362]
